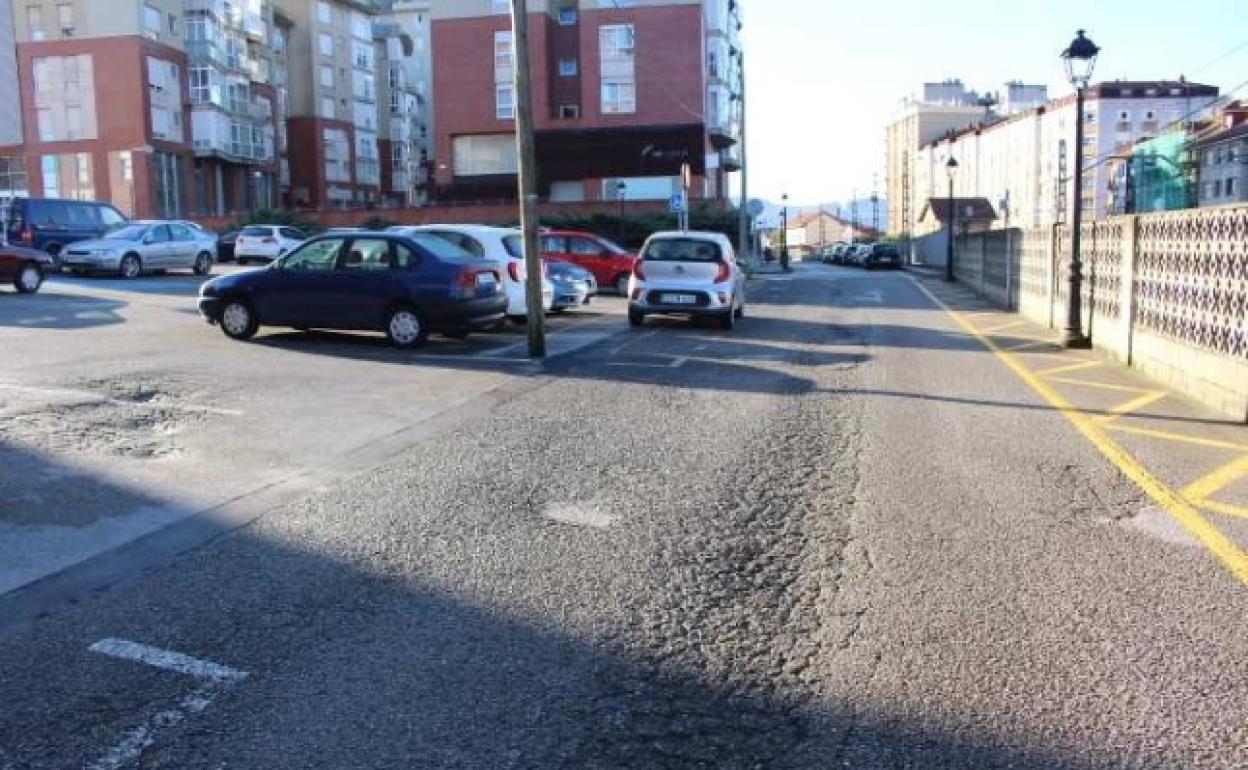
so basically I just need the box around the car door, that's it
[168,223,197,269]
[568,236,611,284]
[141,224,174,268]
[251,237,346,327]
[333,237,400,328]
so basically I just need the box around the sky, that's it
[742,0,1248,207]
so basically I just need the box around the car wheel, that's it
[386,306,428,349]
[718,310,735,331]
[628,308,645,328]
[734,303,745,320]
[614,274,631,296]
[119,254,142,279]
[220,299,258,340]
[14,263,43,294]
[192,251,213,276]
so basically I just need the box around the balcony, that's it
[720,143,742,172]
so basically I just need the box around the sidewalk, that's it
[909,269,1248,586]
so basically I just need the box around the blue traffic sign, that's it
[669,193,687,214]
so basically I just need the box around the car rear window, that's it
[503,235,525,260]
[241,226,272,237]
[642,238,722,263]
[407,233,476,262]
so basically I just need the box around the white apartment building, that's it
[912,80,1219,233]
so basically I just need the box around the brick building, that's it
[429,0,742,205]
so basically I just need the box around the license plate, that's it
[663,293,698,305]
[476,273,497,287]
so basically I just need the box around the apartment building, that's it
[429,0,743,204]
[4,0,191,218]
[1195,102,1248,208]
[885,80,1047,237]
[385,0,433,203]
[282,0,383,208]
[184,0,281,215]
[0,0,24,198]
[911,80,1219,233]
[373,9,424,205]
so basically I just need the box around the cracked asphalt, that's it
[1,264,1246,768]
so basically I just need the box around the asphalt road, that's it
[1,264,1246,768]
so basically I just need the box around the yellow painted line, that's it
[981,320,1029,335]
[1181,455,1248,502]
[1003,338,1056,352]
[1037,359,1104,377]
[911,278,1248,586]
[1095,390,1168,426]
[1197,499,1248,521]
[1107,424,1248,453]
[1048,377,1153,395]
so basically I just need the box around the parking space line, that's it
[87,639,248,770]
[1002,339,1055,352]
[1106,424,1248,453]
[910,277,1248,586]
[1198,499,1248,521]
[981,320,1028,335]
[1036,359,1103,377]
[1095,390,1168,426]
[1047,377,1154,394]
[1181,455,1248,505]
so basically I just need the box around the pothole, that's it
[541,501,617,529]
[1119,504,1202,548]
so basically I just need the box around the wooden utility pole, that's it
[511,0,546,358]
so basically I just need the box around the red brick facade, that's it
[432,5,712,202]
[10,36,193,218]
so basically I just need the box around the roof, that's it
[919,198,998,223]
[1192,121,1248,149]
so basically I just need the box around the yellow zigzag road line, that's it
[909,277,1248,587]
[1182,455,1248,504]
[1095,391,1168,426]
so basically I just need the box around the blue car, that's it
[545,259,596,312]
[198,231,507,348]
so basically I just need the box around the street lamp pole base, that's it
[1061,330,1092,349]
[943,274,956,283]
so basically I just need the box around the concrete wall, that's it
[942,205,1248,422]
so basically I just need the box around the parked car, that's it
[390,225,554,320]
[627,231,745,330]
[0,243,56,294]
[863,242,902,270]
[59,221,216,278]
[216,229,239,262]
[846,244,872,267]
[235,225,306,265]
[2,197,128,263]
[198,231,507,348]
[539,230,637,295]
[545,259,596,312]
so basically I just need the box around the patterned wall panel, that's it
[1054,221,1123,323]
[1019,227,1051,301]
[1134,206,1248,359]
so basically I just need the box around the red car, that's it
[0,244,55,294]
[539,230,637,295]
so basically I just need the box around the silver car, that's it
[60,221,217,278]
[627,230,746,330]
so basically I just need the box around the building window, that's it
[496,84,514,120]
[40,153,94,201]
[320,96,336,119]
[452,134,518,176]
[152,151,180,217]
[0,156,30,198]
[559,104,580,119]
[317,0,331,24]
[32,55,98,142]
[142,4,161,40]
[1228,178,1236,197]
[27,5,44,41]
[320,64,334,88]
[559,59,577,77]
[558,7,578,25]
[599,24,635,115]
[319,32,334,56]
[57,3,73,35]
[491,0,509,14]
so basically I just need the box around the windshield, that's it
[102,224,149,241]
[599,237,630,255]
[241,226,272,237]
[642,238,722,263]
[408,233,476,262]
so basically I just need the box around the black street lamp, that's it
[1061,28,1100,348]
[615,180,627,219]
[945,155,958,282]
[780,193,790,271]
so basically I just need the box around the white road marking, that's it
[852,290,884,304]
[0,383,243,417]
[542,502,617,528]
[86,639,249,770]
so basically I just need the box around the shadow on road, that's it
[0,293,128,330]
[0,438,1102,769]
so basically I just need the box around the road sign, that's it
[669,193,687,214]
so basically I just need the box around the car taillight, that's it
[20,227,32,244]
[455,267,496,297]
[714,261,731,283]
[632,260,646,280]
[507,261,522,282]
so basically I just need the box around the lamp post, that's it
[945,155,958,282]
[615,180,627,219]
[1061,29,1100,349]
[780,193,790,271]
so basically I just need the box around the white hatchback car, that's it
[389,225,554,320]
[234,225,306,264]
[628,231,745,330]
